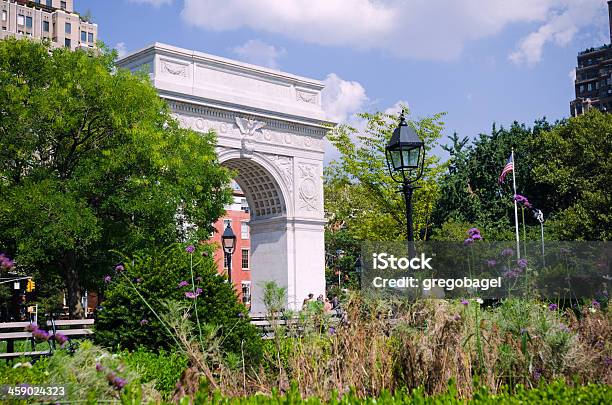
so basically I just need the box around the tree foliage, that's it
[0,39,232,317]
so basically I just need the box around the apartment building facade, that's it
[210,182,252,307]
[0,0,97,50]
[570,1,612,116]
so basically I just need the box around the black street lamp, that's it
[221,223,237,284]
[385,110,425,243]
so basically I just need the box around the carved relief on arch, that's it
[160,59,189,78]
[297,163,321,213]
[268,155,294,196]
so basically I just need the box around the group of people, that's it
[302,293,339,312]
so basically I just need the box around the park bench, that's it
[0,318,94,360]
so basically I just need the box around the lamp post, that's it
[385,109,426,246]
[533,209,545,267]
[221,223,237,285]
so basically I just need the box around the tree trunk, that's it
[62,252,84,319]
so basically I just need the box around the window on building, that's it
[241,282,251,305]
[1,11,6,22]
[65,22,71,34]
[88,32,93,43]
[46,0,52,6]
[587,83,592,91]
[43,21,49,32]
[81,31,86,42]
[61,1,67,10]
[17,14,25,26]
[64,38,71,48]
[241,221,249,239]
[579,85,585,93]
[240,198,249,212]
[241,249,249,269]
[25,16,32,29]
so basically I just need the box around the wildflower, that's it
[591,300,601,309]
[95,363,104,372]
[471,233,482,240]
[486,259,497,267]
[53,333,68,346]
[514,194,532,208]
[548,303,558,311]
[139,319,149,326]
[103,275,111,283]
[134,278,143,284]
[517,258,528,268]
[25,323,39,332]
[202,251,209,257]
[559,324,570,333]
[186,245,195,254]
[604,357,612,367]
[178,280,189,288]
[461,299,469,306]
[589,307,597,314]
[32,328,50,342]
[185,291,197,299]
[463,238,474,246]
[502,248,514,257]
[329,326,336,335]
[196,276,203,282]
[533,369,542,381]
[195,287,202,295]
[112,377,127,390]
[1,258,15,269]
[453,314,461,321]
[467,228,481,237]
[237,312,244,319]
[115,264,124,273]
[475,298,483,304]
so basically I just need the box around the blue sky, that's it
[79,0,609,160]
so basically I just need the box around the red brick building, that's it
[210,182,251,307]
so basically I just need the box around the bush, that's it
[121,347,187,398]
[94,244,263,365]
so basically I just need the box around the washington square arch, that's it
[118,43,330,313]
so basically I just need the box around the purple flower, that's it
[112,377,127,390]
[604,357,612,367]
[103,275,111,283]
[202,251,209,257]
[185,291,197,299]
[486,259,497,267]
[533,369,542,381]
[463,238,474,246]
[115,264,124,273]
[592,300,601,309]
[32,328,50,342]
[328,326,336,335]
[559,324,570,333]
[53,332,68,346]
[467,228,481,237]
[453,314,461,321]
[139,319,149,326]
[1,258,14,269]
[196,276,203,282]
[502,248,514,257]
[25,323,39,332]
[471,233,482,240]
[178,280,189,288]
[195,288,202,295]
[514,194,532,208]
[503,269,518,278]
[461,299,469,306]
[548,303,558,311]
[238,312,244,319]
[186,245,195,254]
[96,363,103,372]
[517,258,528,268]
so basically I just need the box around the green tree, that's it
[325,108,446,243]
[530,110,612,240]
[0,39,232,317]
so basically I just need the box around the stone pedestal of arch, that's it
[118,43,331,312]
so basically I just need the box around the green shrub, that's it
[121,347,187,398]
[93,244,263,365]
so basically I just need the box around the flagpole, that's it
[511,149,521,259]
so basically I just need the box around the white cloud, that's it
[231,39,286,69]
[180,0,603,63]
[321,73,368,123]
[509,0,602,66]
[384,100,410,116]
[569,68,576,83]
[128,0,172,7]
[115,42,128,58]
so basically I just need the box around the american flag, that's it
[499,154,513,184]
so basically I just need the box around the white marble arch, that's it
[118,43,332,312]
